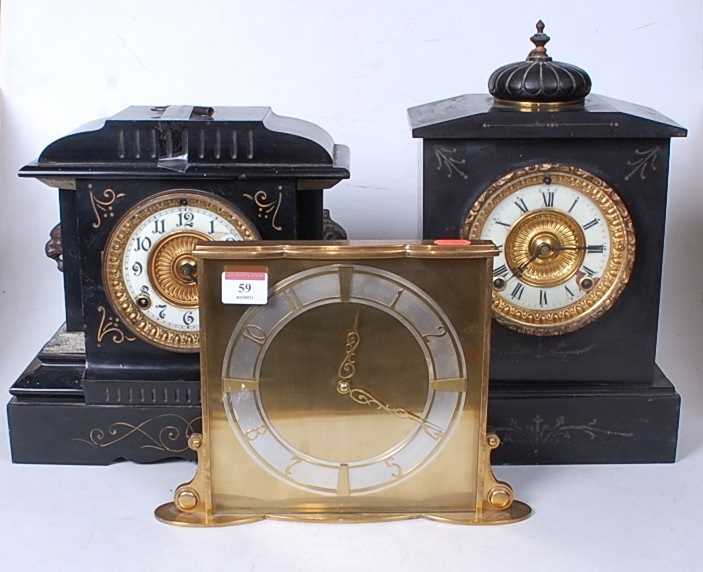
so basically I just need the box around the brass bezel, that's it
[103,189,259,352]
[462,163,636,336]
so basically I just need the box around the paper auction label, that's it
[221,266,268,304]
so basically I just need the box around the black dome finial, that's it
[528,20,551,61]
[487,21,591,108]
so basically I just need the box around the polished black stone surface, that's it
[410,60,686,463]
[8,105,350,465]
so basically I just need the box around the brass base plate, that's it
[154,501,531,527]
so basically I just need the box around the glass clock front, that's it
[221,264,468,495]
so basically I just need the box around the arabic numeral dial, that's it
[105,191,259,351]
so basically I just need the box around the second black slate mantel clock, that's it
[8,105,350,465]
[408,21,687,464]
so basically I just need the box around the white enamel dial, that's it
[123,205,243,331]
[482,183,610,311]
[463,165,635,336]
[103,190,259,351]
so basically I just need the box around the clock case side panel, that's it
[59,189,85,331]
[295,188,324,239]
[422,138,670,385]
[75,178,299,385]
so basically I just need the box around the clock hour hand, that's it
[335,310,360,395]
[506,251,541,282]
[506,238,578,283]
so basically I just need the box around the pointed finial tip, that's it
[528,19,551,60]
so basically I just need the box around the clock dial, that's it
[463,164,635,335]
[103,190,259,351]
[222,264,467,495]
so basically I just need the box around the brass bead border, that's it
[462,163,636,336]
[102,190,259,352]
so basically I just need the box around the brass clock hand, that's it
[551,245,602,252]
[333,310,444,440]
[335,310,360,395]
[342,386,445,440]
[506,250,541,282]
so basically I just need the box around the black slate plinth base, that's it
[488,365,680,464]
[8,328,679,465]
[8,397,200,464]
[7,328,200,465]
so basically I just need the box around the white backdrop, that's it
[0,2,701,571]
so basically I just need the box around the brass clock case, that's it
[463,164,636,336]
[103,190,259,352]
[155,241,531,526]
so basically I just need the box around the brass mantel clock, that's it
[409,21,687,464]
[156,241,530,526]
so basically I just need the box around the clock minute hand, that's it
[551,245,601,252]
[343,386,445,441]
[507,240,573,283]
[332,311,444,440]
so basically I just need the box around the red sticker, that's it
[224,271,267,281]
[433,239,471,246]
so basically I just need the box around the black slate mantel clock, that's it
[8,105,350,465]
[408,22,687,464]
